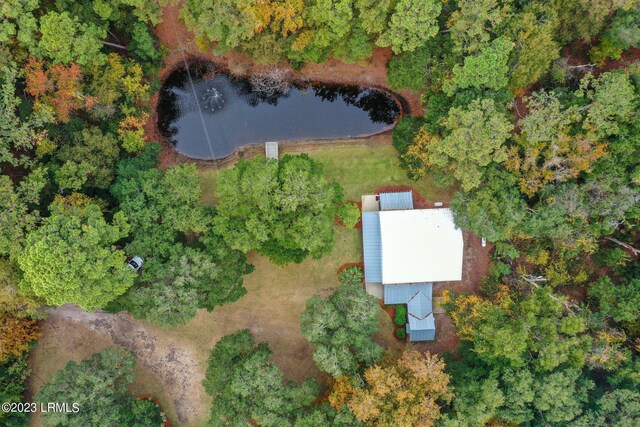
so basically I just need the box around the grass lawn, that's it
[198,141,454,204]
[308,144,452,201]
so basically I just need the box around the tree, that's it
[589,275,640,323]
[305,0,354,51]
[17,195,134,310]
[444,287,591,371]
[450,166,528,242]
[0,66,42,167]
[506,9,560,91]
[337,202,360,228]
[444,36,514,95]
[553,0,638,43]
[0,259,42,319]
[112,163,209,236]
[573,389,640,427]
[55,127,120,189]
[448,0,510,54]
[355,0,392,35]
[580,71,636,138]
[506,91,607,196]
[24,56,90,123]
[0,175,40,257]
[590,6,640,63]
[213,155,342,265]
[405,98,512,190]
[203,330,319,426]
[87,53,150,116]
[386,44,431,92]
[36,347,164,427]
[300,284,382,378]
[180,0,263,52]
[443,286,595,424]
[0,0,40,53]
[0,313,40,361]
[36,11,106,66]
[376,0,441,54]
[331,351,453,427]
[0,353,31,426]
[109,148,252,325]
[115,239,251,326]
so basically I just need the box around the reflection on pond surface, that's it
[157,62,402,160]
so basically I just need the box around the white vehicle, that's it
[127,256,144,272]
[481,237,487,247]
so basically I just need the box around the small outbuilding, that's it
[265,141,278,159]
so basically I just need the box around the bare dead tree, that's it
[521,275,579,315]
[250,68,292,97]
[556,57,595,83]
[604,237,640,257]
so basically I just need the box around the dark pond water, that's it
[157,62,402,160]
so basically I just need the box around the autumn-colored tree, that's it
[330,351,452,427]
[506,92,607,196]
[0,313,40,361]
[24,56,91,123]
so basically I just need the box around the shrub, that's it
[339,266,364,286]
[395,327,407,340]
[337,202,360,228]
[394,305,407,326]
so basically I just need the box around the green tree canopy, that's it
[407,98,513,191]
[17,195,133,310]
[451,166,528,242]
[444,287,595,424]
[204,330,319,426]
[213,154,342,265]
[36,11,106,66]
[36,347,163,427]
[444,36,514,95]
[300,283,382,378]
[376,0,442,54]
[447,0,510,54]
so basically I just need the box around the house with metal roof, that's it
[361,191,464,342]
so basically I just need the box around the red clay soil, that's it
[379,300,396,320]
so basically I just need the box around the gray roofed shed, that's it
[362,212,382,283]
[379,191,414,211]
[406,322,436,341]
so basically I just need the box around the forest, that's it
[1,0,640,426]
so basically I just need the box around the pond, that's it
[157,62,402,160]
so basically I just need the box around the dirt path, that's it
[29,305,209,425]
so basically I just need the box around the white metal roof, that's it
[379,208,463,284]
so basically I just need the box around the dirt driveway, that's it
[28,306,209,426]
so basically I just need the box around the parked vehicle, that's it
[481,237,487,247]
[127,256,144,272]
